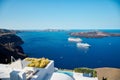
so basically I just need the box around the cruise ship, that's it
[76,43,90,48]
[68,37,82,42]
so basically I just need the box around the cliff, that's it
[0,29,27,64]
[70,31,120,38]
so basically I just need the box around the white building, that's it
[73,72,98,80]
[0,58,98,80]
[10,59,54,80]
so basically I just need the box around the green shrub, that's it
[92,70,97,77]
[74,67,97,77]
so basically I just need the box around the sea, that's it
[17,29,120,69]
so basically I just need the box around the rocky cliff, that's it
[0,29,27,64]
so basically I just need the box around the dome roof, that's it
[50,72,74,80]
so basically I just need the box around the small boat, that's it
[76,42,90,48]
[68,37,82,42]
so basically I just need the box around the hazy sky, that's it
[0,0,120,30]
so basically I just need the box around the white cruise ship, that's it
[76,42,90,48]
[68,37,82,42]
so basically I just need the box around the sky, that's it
[0,0,120,30]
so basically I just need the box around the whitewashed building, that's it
[0,58,98,80]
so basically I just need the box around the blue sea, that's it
[17,30,120,69]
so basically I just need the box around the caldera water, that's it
[17,30,120,69]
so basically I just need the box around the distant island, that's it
[15,29,66,32]
[70,31,120,38]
